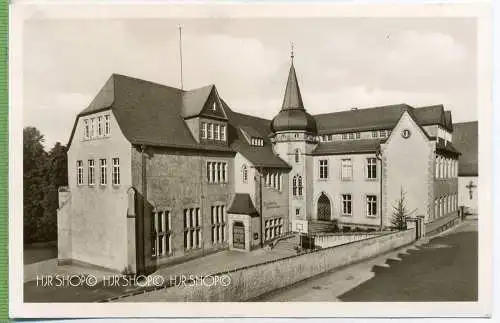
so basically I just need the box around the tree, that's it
[391,187,416,230]
[23,127,68,243]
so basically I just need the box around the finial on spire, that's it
[290,41,295,62]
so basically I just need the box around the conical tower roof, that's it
[281,63,304,110]
[271,57,317,134]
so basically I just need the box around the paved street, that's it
[257,217,477,302]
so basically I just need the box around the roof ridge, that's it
[313,103,412,117]
[111,73,185,93]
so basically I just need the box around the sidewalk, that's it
[153,247,296,278]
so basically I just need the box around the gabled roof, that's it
[181,84,213,118]
[312,104,449,134]
[224,103,290,169]
[228,193,259,216]
[452,121,478,176]
[68,74,232,152]
[312,139,385,155]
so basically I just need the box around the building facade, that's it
[58,57,461,274]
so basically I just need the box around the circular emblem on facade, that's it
[401,129,411,139]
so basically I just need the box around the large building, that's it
[58,57,461,274]
[453,121,478,214]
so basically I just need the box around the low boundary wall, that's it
[313,232,383,249]
[425,212,460,236]
[115,227,416,302]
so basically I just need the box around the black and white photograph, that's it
[9,1,492,319]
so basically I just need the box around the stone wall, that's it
[131,146,235,272]
[134,228,416,301]
[313,232,381,248]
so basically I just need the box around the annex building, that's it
[58,57,461,274]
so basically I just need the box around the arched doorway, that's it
[317,192,331,221]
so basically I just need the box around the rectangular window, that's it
[327,134,333,141]
[184,207,201,250]
[216,162,221,183]
[104,115,110,136]
[342,194,352,216]
[348,132,354,140]
[342,133,348,140]
[112,158,120,185]
[367,158,377,179]
[211,205,225,244]
[152,211,171,257]
[372,131,378,138]
[319,159,328,179]
[99,159,107,185]
[367,195,377,217]
[355,132,361,139]
[214,124,220,140]
[207,123,213,139]
[379,130,386,138]
[84,119,90,139]
[222,163,227,183]
[207,162,226,183]
[201,122,207,139]
[341,159,353,180]
[265,217,283,241]
[220,125,226,141]
[295,208,300,216]
[90,118,95,138]
[76,160,84,185]
[88,159,95,186]
[97,116,103,137]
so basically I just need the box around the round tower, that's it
[270,50,318,228]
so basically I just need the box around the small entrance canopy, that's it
[228,193,259,216]
[228,193,260,252]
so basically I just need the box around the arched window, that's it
[297,176,303,196]
[293,175,303,196]
[295,149,300,163]
[242,165,248,183]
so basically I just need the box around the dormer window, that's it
[250,137,264,147]
[207,124,213,140]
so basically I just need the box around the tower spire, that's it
[282,44,304,110]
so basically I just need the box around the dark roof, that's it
[312,139,385,155]
[224,104,290,169]
[240,126,262,139]
[270,62,317,134]
[181,85,213,118]
[281,62,304,110]
[452,121,478,176]
[444,110,453,131]
[312,104,448,134]
[436,139,461,157]
[70,74,290,169]
[228,193,259,216]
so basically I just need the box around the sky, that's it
[23,17,477,149]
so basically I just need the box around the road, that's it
[257,217,478,302]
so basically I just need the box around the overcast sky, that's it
[23,17,477,149]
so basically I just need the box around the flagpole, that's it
[179,26,184,90]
